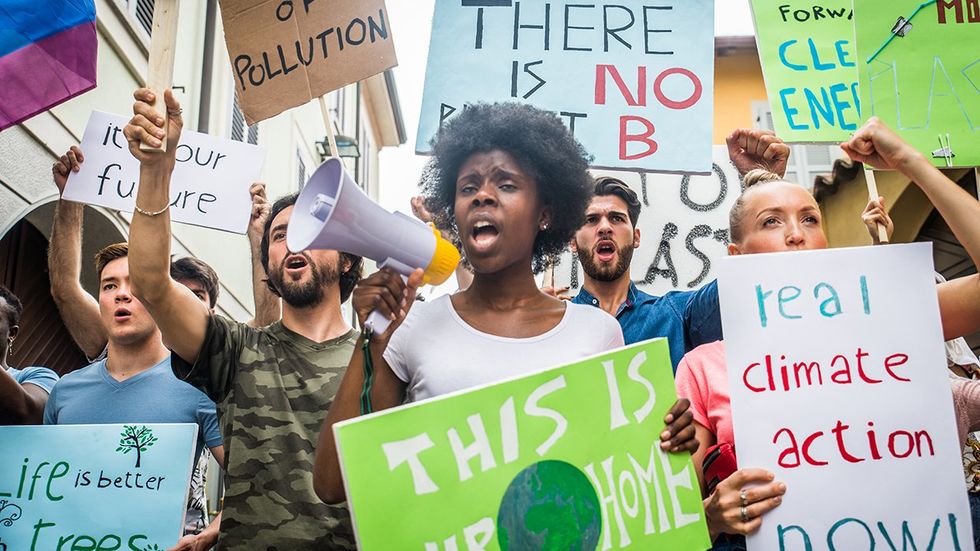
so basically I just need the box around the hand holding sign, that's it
[125,88,185,169]
[840,117,925,172]
[52,145,84,195]
[703,468,785,539]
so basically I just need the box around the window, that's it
[231,96,259,144]
[123,0,155,36]
[297,149,307,190]
[752,101,841,191]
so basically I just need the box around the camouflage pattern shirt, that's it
[174,315,358,550]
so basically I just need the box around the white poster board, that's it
[554,146,740,297]
[64,111,265,234]
[718,243,971,550]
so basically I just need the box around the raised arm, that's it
[726,129,791,179]
[123,88,210,363]
[313,267,421,504]
[246,182,280,327]
[842,118,980,340]
[48,147,108,359]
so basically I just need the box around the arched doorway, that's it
[0,200,127,375]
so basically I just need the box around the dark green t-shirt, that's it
[174,315,358,550]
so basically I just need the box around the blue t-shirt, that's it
[43,356,222,460]
[7,366,59,393]
[573,280,722,370]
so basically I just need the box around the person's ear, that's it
[633,228,641,249]
[538,208,552,232]
[8,325,18,341]
[728,243,742,256]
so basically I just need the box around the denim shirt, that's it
[572,280,722,371]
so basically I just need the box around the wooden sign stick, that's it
[318,96,340,158]
[864,167,889,244]
[141,0,181,152]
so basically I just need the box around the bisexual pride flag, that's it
[0,1,98,131]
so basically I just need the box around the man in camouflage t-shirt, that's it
[125,98,364,551]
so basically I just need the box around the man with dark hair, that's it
[124,88,363,550]
[170,257,220,309]
[571,130,791,369]
[0,285,59,424]
[43,243,224,547]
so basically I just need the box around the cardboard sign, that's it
[335,339,711,550]
[554,146,740,297]
[416,0,715,173]
[854,0,980,167]
[219,0,397,125]
[63,111,265,234]
[750,0,860,143]
[718,243,971,550]
[0,423,197,550]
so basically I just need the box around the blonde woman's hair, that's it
[729,169,788,243]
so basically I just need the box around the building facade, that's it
[0,0,405,374]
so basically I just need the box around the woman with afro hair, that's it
[314,102,698,504]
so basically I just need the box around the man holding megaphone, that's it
[123,88,361,551]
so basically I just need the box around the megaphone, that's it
[287,158,460,334]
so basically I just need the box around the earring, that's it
[7,338,13,357]
[540,223,549,231]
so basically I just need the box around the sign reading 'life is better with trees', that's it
[416,1,715,173]
[718,244,971,550]
[0,424,197,551]
[335,339,710,550]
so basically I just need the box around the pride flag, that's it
[0,1,98,131]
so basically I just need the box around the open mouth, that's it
[113,307,132,321]
[471,220,499,246]
[595,240,617,263]
[284,254,309,272]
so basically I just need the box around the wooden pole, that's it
[864,167,889,244]
[318,96,339,158]
[140,0,180,152]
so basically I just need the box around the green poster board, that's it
[854,0,980,167]
[335,339,710,550]
[751,0,861,142]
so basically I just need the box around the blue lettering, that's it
[778,40,807,71]
[808,38,834,70]
[756,284,774,328]
[830,83,858,131]
[860,275,871,315]
[827,517,874,550]
[780,88,807,130]
[814,282,843,318]
[778,286,803,320]
[835,40,855,67]
[804,87,835,129]
[779,523,814,551]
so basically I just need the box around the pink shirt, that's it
[675,340,734,447]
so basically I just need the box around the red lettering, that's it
[937,0,964,23]
[855,347,881,384]
[595,65,646,106]
[866,422,882,460]
[888,430,915,458]
[619,116,657,160]
[884,353,911,382]
[830,354,852,384]
[743,362,767,393]
[801,431,827,466]
[774,428,801,468]
[653,68,703,110]
[831,420,864,463]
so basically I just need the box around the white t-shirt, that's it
[384,294,625,402]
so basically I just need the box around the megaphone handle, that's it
[363,272,410,335]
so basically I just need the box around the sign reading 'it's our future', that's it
[416,1,715,173]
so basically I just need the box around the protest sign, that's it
[717,243,971,550]
[416,0,715,173]
[0,423,197,550]
[554,146,739,297]
[63,111,265,234]
[854,0,979,167]
[335,339,711,550]
[218,0,397,125]
[750,0,860,143]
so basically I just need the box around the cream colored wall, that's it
[713,51,768,144]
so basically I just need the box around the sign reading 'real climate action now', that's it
[219,0,397,124]
[0,424,197,551]
[63,111,265,234]
[416,1,715,173]
[750,0,860,143]
[335,339,710,550]
[854,0,980,167]
[718,244,971,550]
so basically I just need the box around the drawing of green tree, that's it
[115,425,158,468]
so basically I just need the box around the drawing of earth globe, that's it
[496,460,602,550]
